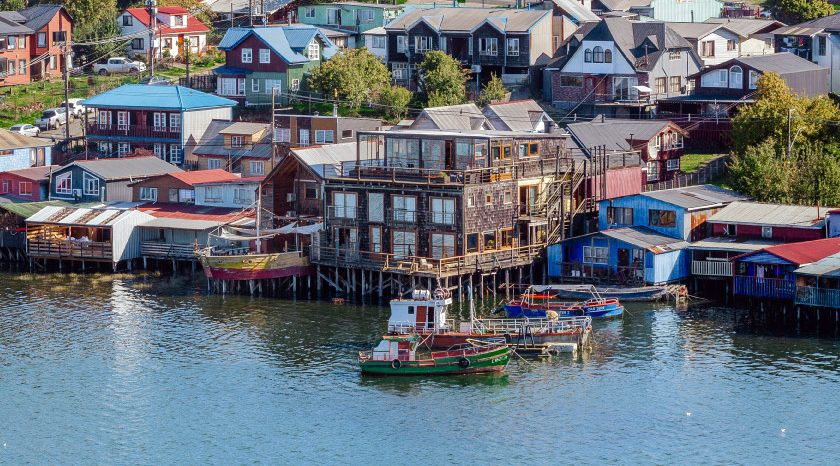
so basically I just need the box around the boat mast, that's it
[255,183,262,254]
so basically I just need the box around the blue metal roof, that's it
[81,85,237,111]
[218,26,338,65]
[738,251,793,265]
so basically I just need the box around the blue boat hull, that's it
[505,302,623,319]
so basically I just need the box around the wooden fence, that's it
[644,155,729,192]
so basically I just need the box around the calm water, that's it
[1,272,839,464]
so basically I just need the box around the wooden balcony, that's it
[141,241,198,259]
[27,239,112,261]
[691,260,732,277]
[795,286,840,309]
[86,123,181,141]
[734,275,795,299]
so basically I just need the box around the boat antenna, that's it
[468,283,476,324]
[255,183,262,254]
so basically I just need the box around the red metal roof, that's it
[125,7,209,35]
[138,203,253,222]
[167,169,241,186]
[0,165,58,181]
[747,238,840,266]
[193,175,265,185]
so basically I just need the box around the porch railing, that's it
[141,241,197,259]
[795,286,840,308]
[554,261,645,286]
[733,275,795,299]
[86,123,181,140]
[27,239,112,260]
[691,260,732,277]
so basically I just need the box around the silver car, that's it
[35,107,68,130]
[10,123,41,137]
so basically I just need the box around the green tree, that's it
[477,73,508,106]
[418,50,469,107]
[378,85,412,121]
[791,143,840,207]
[728,138,793,203]
[0,0,26,10]
[65,0,120,41]
[308,48,391,110]
[770,0,834,24]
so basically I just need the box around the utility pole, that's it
[271,87,276,171]
[787,108,793,159]
[147,0,157,77]
[184,38,190,86]
[249,0,254,27]
[63,42,71,152]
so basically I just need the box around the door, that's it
[617,248,630,267]
[445,141,454,170]
[416,306,427,327]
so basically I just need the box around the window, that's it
[6,61,13,76]
[749,70,760,90]
[52,31,66,43]
[37,32,46,48]
[304,7,315,18]
[218,77,238,96]
[123,14,133,26]
[19,181,31,196]
[153,112,166,130]
[233,188,253,205]
[315,130,334,144]
[431,198,455,225]
[392,195,416,222]
[483,231,496,250]
[655,77,667,95]
[49,55,56,70]
[392,230,416,258]
[593,46,604,63]
[669,50,681,60]
[729,65,743,89]
[518,143,539,157]
[291,79,300,91]
[669,76,681,93]
[503,190,512,205]
[372,35,385,49]
[83,173,99,196]
[607,207,633,225]
[153,144,164,159]
[174,15,185,27]
[7,36,14,50]
[237,78,245,96]
[117,111,129,130]
[701,40,715,57]
[485,193,492,206]
[326,8,340,25]
[55,173,71,195]
[132,38,144,50]
[646,161,660,181]
[819,36,827,56]
[205,186,223,202]
[392,62,409,80]
[98,142,112,155]
[431,233,455,259]
[666,158,680,171]
[340,129,353,139]
[584,48,592,62]
[298,129,309,146]
[414,36,433,52]
[169,145,182,164]
[467,233,479,253]
[727,39,737,51]
[722,224,735,236]
[560,75,583,87]
[265,79,282,94]
[241,48,252,63]
[140,187,158,201]
[583,246,608,264]
[649,209,676,227]
[478,38,498,56]
[276,128,291,143]
[259,48,270,63]
[231,135,245,148]
[18,60,25,75]
[397,35,408,53]
[308,41,320,60]
[604,49,612,63]
[762,226,773,239]
[180,189,195,203]
[369,226,382,253]
[250,161,264,175]
[252,79,260,93]
[208,158,222,169]
[333,191,357,218]
[467,195,474,208]
[506,38,519,56]
[1,181,9,194]
[701,69,728,88]
[359,10,374,23]
[117,143,131,157]
[305,183,318,200]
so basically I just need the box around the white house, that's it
[668,18,783,67]
[118,6,209,59]
[362,26,386,61]
[194,177,262,209]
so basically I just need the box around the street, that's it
[34,116,84,144]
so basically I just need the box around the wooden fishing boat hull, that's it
[551,286,668,302]
[198,251,311,280]
[505,299,623,319]
[359,345,510,376]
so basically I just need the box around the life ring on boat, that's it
[391,359,402,370]
[433,288,451,300]
[458,357,470,368]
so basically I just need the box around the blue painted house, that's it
[548,226,690,285]
[599,184,747,242]
[49,156,182,203]
[0,128,52,172]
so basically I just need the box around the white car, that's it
[59,98,89,118]
[10,123,40,137]
[93,57,147,75]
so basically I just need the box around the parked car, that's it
[9,123,40,137]
[93,57,146,75]
[139,76,171,85]
[59,98,89,118]
[35,108,68,130]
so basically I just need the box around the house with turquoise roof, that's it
[215,25,338,106]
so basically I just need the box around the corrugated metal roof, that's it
[666,22,721,40]
[566,118,678,153]
[410,103,489,131]
[218,26,338,65]
[0,128,50,150]
[206,0,292,14]
[796,252,840,277]
[704,18,785,38]
[642,184,748,211]
[168,169,242,185]
[291,141,369,178]
[598,0,651,10]
[772,25,824,36]
[27,206,147,226]
[141,217,227,231]
[139,204,251,223]
[734,53,826,74]
[82,85,237,111]
[19,4,64,31]
[738,238,840,266]
[689,237,779,252]
[2,165,57,181]
[710,202,829,228]
[0,200,72,218]
[70,156,183,181]
[483,99,552,132]
[193,120,272,160]
[601,226,689,253]
[551,0,599,22]
[218,122,269,135]
[386,8,550,33]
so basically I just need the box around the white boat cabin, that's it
[370,338,416,361]
[387,289,452,333]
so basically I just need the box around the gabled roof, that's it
[218,122,268,135]
[597,0,651,12]
[551,0,599,23]
[641,184,748,211]
[704,18,786,37]
[709,201,830,229]
[218,26,338,65]
[736,238,840,267]
[193,120,272,160]
[27,205,153,226]
[483,99,554,132]
[583,17,696,72]
[729,52,826,74]
[601,226,689,253]
[64,156,183,181]
[206,0,293,15]
[786,12,840,31]
[385,8,550,34]
[410,103,491,131]
[0,128,50,150]
[135,169,241,187]
[124,6,209,35]
[0,14,33,35]
[665,22,722,41]
[18,4,65,32]
[81,85,237,111]
[2,165,58,181]
[795,252,840,277]
[289,141,366,179]
[566,118,685,153]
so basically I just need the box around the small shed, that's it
[548,226,689,285]
[26,205,154,268]
[794,252,840,309]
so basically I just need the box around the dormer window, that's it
[308,41,320,60]
[584,48,592,62]
[604,49,612,63]
[174,15,185,27]
[593,46,604,63]
[231,135,244,148]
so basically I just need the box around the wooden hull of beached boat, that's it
[359,345,510,376]
[198,251,311,280]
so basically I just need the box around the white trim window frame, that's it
[666,158,680,171]
[315,129,334,144]
[583,246,608,264]
[259,48,270,64]
[140,187,158,201]
[241,48,252,63]
[83,172,99,196]
[55,172,72,195]
[506,38,519,56]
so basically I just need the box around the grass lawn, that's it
[681,153,724,173]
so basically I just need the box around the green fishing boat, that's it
[358,335,510,376]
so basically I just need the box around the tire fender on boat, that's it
[503,333,512,344]
[458,357,470,368]
[391,359,402,370]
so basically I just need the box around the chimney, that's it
[333,103,338,117]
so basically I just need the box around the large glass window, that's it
[55,173,72,194]
[387,138,420,168]
[140,187,158,201]
[430,198,455,225]
[392,230,416,258]
[431,233,455,259]
[392,195,416,222]
[649,209,676,227]
[607,207,633,225]
[333,192,357,218]
[583,246,608,264]
[83,173,99,196]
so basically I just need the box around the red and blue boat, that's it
[504,285,624,319]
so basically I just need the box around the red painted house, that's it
[0,165,57,201]
[0,14,34,86]
[19,4,72,81]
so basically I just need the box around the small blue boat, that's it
[504,286,624,319]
